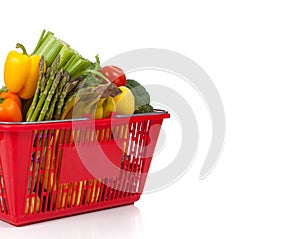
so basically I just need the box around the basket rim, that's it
[0,109,170,131]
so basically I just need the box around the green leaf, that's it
[0,86,8,93]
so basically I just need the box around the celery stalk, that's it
[34,32,63,67]
[58,45,75,70]
[44,41,64,66]
[34,32,55,55]
[32,29,46,55]
[66,58,93,78]
[62,54,76,71]
[32,30,94,77]
[71,60,93,78]
[64,55,81,75]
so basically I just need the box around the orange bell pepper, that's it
[0,89,22,122]
[0,89,22,109]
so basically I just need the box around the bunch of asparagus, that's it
[25,56,82,121]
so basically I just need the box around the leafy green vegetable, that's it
[125,79,153,113]
[134,104,153,114]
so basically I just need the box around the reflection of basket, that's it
[0,110,169,226]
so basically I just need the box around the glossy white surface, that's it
[0,205,142,239]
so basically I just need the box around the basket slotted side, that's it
[0,112,169,226]
[0,154,9,216]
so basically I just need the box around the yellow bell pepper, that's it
[113,86,135,115]
[4,43,44,100]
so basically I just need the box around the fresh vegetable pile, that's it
[0,30,154,122]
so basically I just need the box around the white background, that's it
[1,0,300,238]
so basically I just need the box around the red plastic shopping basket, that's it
[0,110,169,226]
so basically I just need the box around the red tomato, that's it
[100,66,126,87]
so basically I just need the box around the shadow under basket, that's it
[0,110,169,226]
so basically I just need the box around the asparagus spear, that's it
[38,70,63,121]
[28,55,60,122]
[68,77,81,93]
[61,79,84,111]
[40,67,51,92]
[26,57,45,122]
[45,71,70,120]
[61,91,77,117]
[53,77,80,120]
[53,81,71,120]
